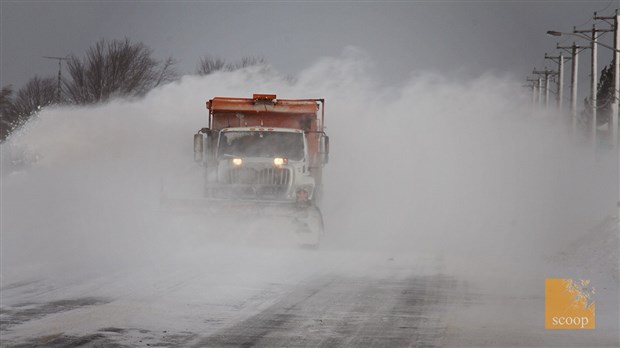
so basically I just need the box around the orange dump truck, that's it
[193,94,329,246]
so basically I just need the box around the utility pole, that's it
[548,13,620,218]
[574,25,613,149]
[533,68,558,108]
[526,77,539,105]
[538,76,544,106]
[615,12,619,151]
[593,10,620,220]
[557,41,588,136]
[594,10,620,150]
[43,56,69,104]
[545,53,565,110]
[546,71,551,107]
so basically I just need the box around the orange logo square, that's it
[545,278,595,329]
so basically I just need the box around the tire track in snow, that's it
[197,274,460,347]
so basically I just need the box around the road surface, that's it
[2,243,617,348]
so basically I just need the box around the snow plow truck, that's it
[192,94,329,247]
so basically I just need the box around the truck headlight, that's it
[232,158,243,166]
[273,157,288,166]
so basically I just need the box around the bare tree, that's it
[1,85,14,141]
[155,57,177,87]
[196,55,227,75]
[64,38,177,104]
[0,77,56,141]
[0,85,12,114]
[196,55,266,76]
[12,77,57,121]
[231,56,266,70]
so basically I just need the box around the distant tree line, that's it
[1,37,266,142]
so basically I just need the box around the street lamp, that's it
[547,31,620,53]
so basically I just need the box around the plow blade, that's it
[160,196,324,248]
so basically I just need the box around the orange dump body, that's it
[207,94,325,175]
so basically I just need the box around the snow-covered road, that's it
[2,241,618,347]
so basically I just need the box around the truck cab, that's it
[194,94,328,206]
[209,127,316,203]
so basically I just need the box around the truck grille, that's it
[228,167,291,187]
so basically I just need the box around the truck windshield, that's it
[218,131,304,161]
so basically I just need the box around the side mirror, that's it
[194,133,204,162]
[206,130,216,163]
[320,135,329,164]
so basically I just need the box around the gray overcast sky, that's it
[1,1,619,91]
